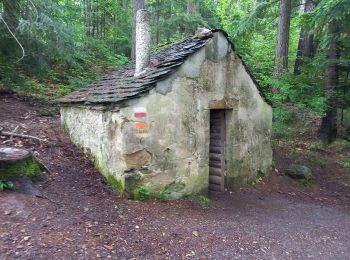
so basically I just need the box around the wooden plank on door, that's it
[209,110,225,192]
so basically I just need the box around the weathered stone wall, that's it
[60,31,272,198]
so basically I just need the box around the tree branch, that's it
[0,129,53,144]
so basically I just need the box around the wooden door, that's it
[209,110,225,192]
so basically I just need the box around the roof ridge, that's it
[57,29,271,106]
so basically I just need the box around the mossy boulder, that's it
[0,147,42,180]
[286,164,312,180]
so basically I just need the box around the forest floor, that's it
[0,93,350,259]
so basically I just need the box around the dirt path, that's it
[1,94,350,259]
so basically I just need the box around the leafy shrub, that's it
[159,189,171,201]
[56,84,73,97]
[306,151,326,167]
[308,142,325,151]
[24,79,47,94]
[0,180,14,191]
[299,178,313,187]
[272,121,291,140]
[329,139,350,152]
[267,72,326,117]
[197,195,210,208]
[138,186,151,201]
[343,160,350,169]
[273,106,296,124]
[46,69,61,82]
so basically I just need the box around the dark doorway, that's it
[209,109,226,192]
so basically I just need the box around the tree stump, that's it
[0,147,42,180]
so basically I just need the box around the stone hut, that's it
[58,28,273,199]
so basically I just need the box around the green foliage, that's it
[197,195,210,208]
[343,159,350,169]
[267,72,327,116]
[273,106,296,123]
[148,0,219,45]
[0,0,128,99]
[210,0,349,129]
[25,79,47,94]
[308,142,325,151]
[0,156,42,180]
[299,178,313,187]
[339,109,350,140]
[0,180,14,190]
[247,176,263,186]
[305,151,326,168]
[272,121,290,140]
[329,139,350,152]
[105,173,124,194]
[56,84,73,97]
[272,106,294,139]
[0,55,25,89]
[138,185,151,201]
[159,189,171,201]
[38,106,59,117]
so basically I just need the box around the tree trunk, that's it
[85,0,92,36]
[166,1,172,43]
[91,0,96,37]
[294,0,316,75]
[131,0,145,59]
[319,21,340,144]
[185,0,197,35]
[155,0,160,45]
[274,0,292,78]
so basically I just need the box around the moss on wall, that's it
[107,174,124,194]
[124,171,142,199]
[93,157,125,195]
[184,166,209,195]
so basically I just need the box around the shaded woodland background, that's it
[0,0,349,145]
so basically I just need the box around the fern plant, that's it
[0,180,14,190]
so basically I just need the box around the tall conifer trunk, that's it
[320,21,340,144]
[294,0,315,75]
[274,0,292,78]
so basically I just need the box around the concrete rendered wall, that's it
[60,32,272,198]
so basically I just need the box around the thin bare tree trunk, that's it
[82,0,88,36]
[274,0,292,78]
[320,21,340,144]
[86,0,92,36]
[166,1,172,43]
[155,0,160,45]
[131,0,145,59]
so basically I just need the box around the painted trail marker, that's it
[133,107,149,138]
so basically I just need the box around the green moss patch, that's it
[0,157,42,180]
[107,174,124,194]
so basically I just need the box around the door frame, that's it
[209,109,226,192]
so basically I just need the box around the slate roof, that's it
[58,29,269,105]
